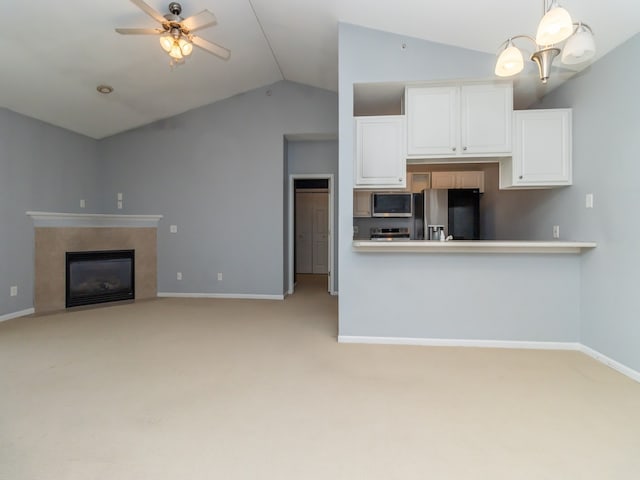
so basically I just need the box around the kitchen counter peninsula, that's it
[352,240,596,254]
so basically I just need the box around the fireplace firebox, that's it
[65,250,135,308]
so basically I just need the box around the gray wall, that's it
[97,81,337,297]
[288,141,338,176]
[338,23,581,342]
[287,140,339,291]
[0,108,99,317]
[513,34,640,371]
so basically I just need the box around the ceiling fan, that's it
[116,0,231,66]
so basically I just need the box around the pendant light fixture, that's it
[495,0,595,83]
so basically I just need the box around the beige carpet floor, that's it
[1,274,639,480]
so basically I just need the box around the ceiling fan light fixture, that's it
[561,24,596,64]
[495,41,524,77]
[535,0,573,46]
[178,37,193,56]
[115,0,230,65]
[159,33,174,52]
[169,42,184,60]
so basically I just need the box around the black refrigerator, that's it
[448,189,480,240]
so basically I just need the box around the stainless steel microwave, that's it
[371,193,413,217]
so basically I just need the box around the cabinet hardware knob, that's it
[452,147,456,152]
[519,175,523,179]
[463,146,467,151]
[398,178,402,182]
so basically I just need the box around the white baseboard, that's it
[0,308,35,323]
[157,292,284,300]
[580,345,640,383]
[338,335,580,351]
[338,336,640,383]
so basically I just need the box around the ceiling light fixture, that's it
[96,85,114,94]
[495,0,595,84]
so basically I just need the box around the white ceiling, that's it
[1,0,638,139]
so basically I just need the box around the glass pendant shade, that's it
[169,42,183,60]
[159,34,174,53]
[495,43,524,77]
[178,37,193,56]
[536,1,573,45]
[561,26,596,64]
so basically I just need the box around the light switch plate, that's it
[80,199,86,208]
[117,192,123,201]
[586,193,594,208]
[170,225,177,233]
[10,286,17,297]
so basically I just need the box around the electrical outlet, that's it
[10,286,18,297]
[117,192,123,201]
[80,199,86,208]
[553,225,560,239]
[117,200,123,209]
[170,225,178,233]
[217,272,223,281]
[586,193,594,208]
[177,272,182,280]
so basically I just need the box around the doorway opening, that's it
[288,174,335,295]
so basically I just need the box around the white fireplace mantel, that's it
[26,211,163,228]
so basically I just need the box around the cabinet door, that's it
[406,86,458,156]
[460,83,513,154]
[355,116,406,188]
[512,109,572,186]
[353,191,371,217]
[431,172,457,189]
[456,171,485,192]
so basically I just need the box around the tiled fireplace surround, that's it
[26,212,162,313]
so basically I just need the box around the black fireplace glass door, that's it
[66,250,135,307]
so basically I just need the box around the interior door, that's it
[312,193,329,274]
[295,191,329,275]
[295,192,313,274]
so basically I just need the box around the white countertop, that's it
[352,240,597,254]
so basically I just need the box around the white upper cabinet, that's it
[354,115,406,188]
[460,84,513,154]
[500,109,572,189]
[406,81,513,158]
[406,86,458,156]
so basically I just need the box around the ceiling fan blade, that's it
[180,10,217,33]
[129,0,167,24]
[192,36,231,60]
[115,28,163,35]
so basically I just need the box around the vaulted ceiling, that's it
[1,0,638,139]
